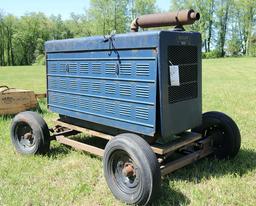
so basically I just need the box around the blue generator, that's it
[10,9,241,205]
[45,30,202,139]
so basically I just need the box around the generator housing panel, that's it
[45,30,202,139]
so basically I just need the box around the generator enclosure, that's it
[45,31,202,139]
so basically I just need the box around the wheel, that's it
[192,111,241,159]
[103,133,161,205]
[10,111,50,155]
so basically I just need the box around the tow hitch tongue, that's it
[122,162,135,177]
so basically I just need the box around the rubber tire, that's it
[192,111,241,159]
[103,133,161,205]
[10,111,50,155]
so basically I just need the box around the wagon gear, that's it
[10,9,241,205]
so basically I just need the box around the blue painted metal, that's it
[46,30,202,139]
[45,31,160,52]
[46,32,159,136]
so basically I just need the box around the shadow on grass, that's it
[166,148,256,184]
[47,144,71,159]
[47,134,106,160]
[70,134,107,161]
[152,179,190,206]
[71,134,108,150]
[152,148,256,205]
[50,135,190,205]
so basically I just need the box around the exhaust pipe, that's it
[131,9,200,32]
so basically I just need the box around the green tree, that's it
[65,13,91,37]
[0,11,5,66]
[250,33,256,56]
[130,0,156,18]
[194,0,215,52]
[13,13,51,65]
[4,15,17,66]
[216,0,231,57]
[88,0,129,35]
[234,0,256,56]
[227,35,241,56]
[49,15,73,40]
[170,0,216,52]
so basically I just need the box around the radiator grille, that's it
[168,46,198,104]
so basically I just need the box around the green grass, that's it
[0,57,256,206]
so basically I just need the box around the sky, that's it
[0,0,168,19]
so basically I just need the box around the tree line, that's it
[173,0,256,58]
[0,0,255,66]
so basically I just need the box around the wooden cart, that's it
[0,86,46,115]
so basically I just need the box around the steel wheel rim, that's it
[203,124,226,150]
[15,122,36,152]
[109,150,141,194]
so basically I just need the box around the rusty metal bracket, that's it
[54,119,113,140]
[151,132,202,155]
[55,135,104,157]
[160,148,213,176]
[51,120,213,176]
[160,135,213,176]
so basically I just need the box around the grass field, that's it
[0,57,256,206]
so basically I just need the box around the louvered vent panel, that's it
[136,107,149,120]
[105,102,116,114]
[70,80,78,91]
[136,64,150,76]
[48,78,58,89]
[71,96,79,108]
[120,84,132,96]
[119,104,131,117]
[49,63,57,73]
[46,47,158,137]
[60,63,67,73]
[59,79,67,89]
[105,63,116,75]
[92,63,101,74]
[80,63,89,74]
[68,63,77,73]
[58,95,67,106]
[105,83,116,95]
[120,63,132,75]
[50,94,57,104]
[136,85,150,98]
[79,97,90,109]
[92,82,101,93]
[80,81,89,92]
[92,100,102,111]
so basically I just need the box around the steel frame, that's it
[51,119,213,176]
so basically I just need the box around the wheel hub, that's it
[110,150,140,191]
[122,163,135,177]
[24,133,33,140]
[16,123,36,149]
